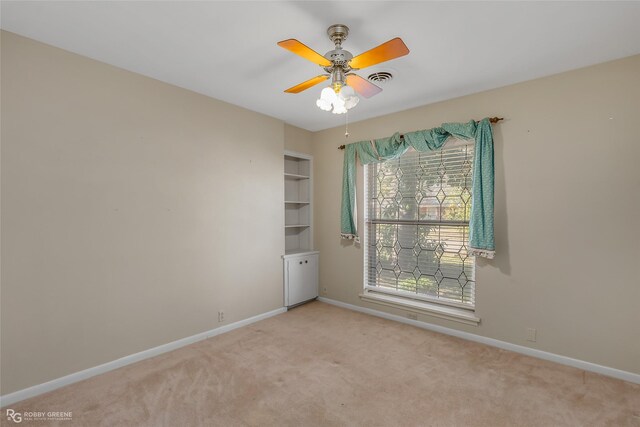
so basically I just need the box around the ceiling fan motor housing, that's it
[324,48,353,67]
[324,24,354,83]
[327,24,349,47]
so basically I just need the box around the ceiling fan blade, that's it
[277,39,332,67]
[349,37,409,70]
[346,74,382,98]
[284,75,329,94]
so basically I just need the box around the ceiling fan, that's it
[278,24,409,113]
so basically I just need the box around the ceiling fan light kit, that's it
[278,24,409,115]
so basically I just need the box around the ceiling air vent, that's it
[367,71,393,83]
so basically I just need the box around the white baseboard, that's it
[318,297,640,385]
[0,307,286,407]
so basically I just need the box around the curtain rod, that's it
[337,117,504,150]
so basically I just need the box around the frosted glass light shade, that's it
[339,85,355,98]
[332,97,347,114]
[344,95,359,110]
[316,84,358,114]
[316,98,332,111]
[320,87,337,102]
[338,85,359,111]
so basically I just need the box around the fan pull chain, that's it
[345,110,350,139]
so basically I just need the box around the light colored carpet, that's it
[3,301,639,426]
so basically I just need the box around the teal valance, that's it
[340,118,495,259]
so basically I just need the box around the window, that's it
[364,142,475,309]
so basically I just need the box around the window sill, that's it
[359,291,481,326]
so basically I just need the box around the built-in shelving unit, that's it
[283,150,318,307]
[284,151,313,255]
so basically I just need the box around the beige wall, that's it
[1,31,285,394]
[311,55,640,374]
[284,124,313,155]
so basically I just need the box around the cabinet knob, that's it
[305,260,308,263]
[299,261,303,265]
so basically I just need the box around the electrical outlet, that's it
[322,287,328,295]
[218,311,225,323]
[407,313,418,320]
[526,328,537,342]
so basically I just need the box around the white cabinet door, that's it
[286,253,318,306]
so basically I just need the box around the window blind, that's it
[365,144,476,308]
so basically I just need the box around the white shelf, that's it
[285,224,310,228]
[284,173,309,180]
[285,200,310,204]
[283,249,320,257]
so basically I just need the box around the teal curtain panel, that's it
[340,118,495,258]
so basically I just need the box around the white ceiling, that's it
[2,1,640,131]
